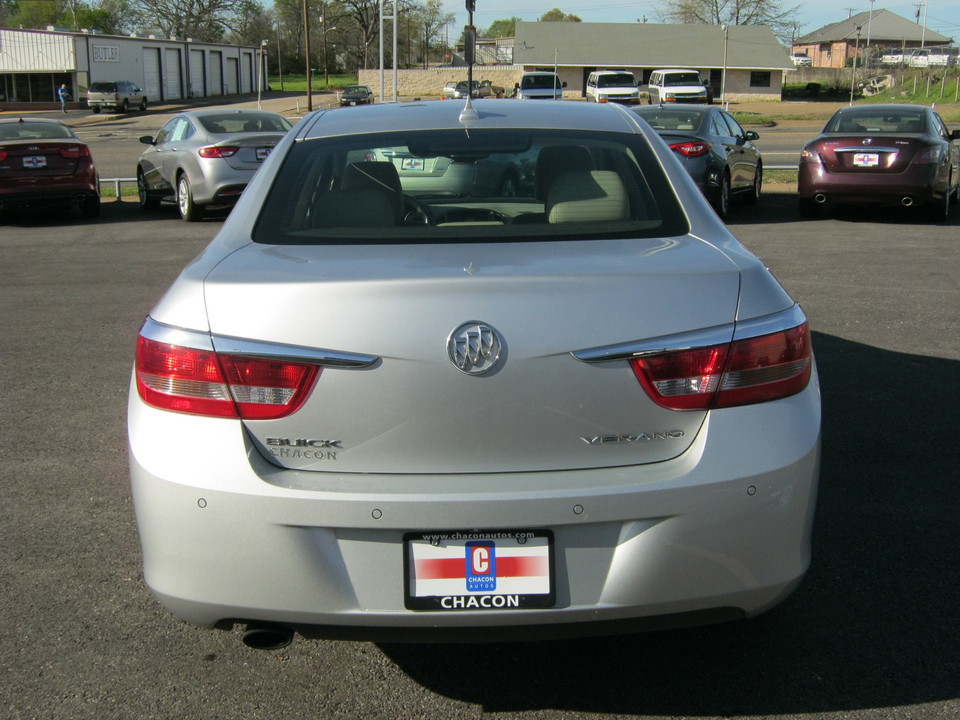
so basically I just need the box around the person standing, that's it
[58,83,70,113]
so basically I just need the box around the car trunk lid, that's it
[815,135,930,173]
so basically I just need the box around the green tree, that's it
[483,17,518,37]
[538,8,580,22]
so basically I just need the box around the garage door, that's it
[164,48,182,100]
[225,57,238,94]
[142,48,161,100]
[189,49,205,97]
[209,51,223,95]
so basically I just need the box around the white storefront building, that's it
[0,27,263,108]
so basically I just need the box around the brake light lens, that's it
[199,146,239,158]
[135,336,320,419]
[59,145,91,159]
[670,141,711,157]
[0,150,6,162]
[630,323,811,410]
[912,146,943,165]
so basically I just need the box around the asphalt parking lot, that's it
[1,168,958,718]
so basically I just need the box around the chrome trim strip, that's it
[834,146,899,153]
[571,305,807,364]
[139,318,379,368]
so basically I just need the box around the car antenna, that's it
[459,1,478,136]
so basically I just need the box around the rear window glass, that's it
[252,128,688,245]
[198,113,293,134]
[88,82,118,92]
[823,109,926,134]
[0,122,74,140]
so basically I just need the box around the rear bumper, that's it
[0,186,98,210]
[129,368,821,639]
[798,163,945,206]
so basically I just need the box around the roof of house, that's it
[795,9,952,45]
[513,22,793,70]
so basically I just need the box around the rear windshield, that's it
[252,128,688,245]
[823,109,926,134]
[198,113,293,134]
[89,82,118,92]
[633,108,705,131]
[0,122,74,140]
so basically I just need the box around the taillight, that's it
[670,141,711,157]
[135,336,320,419]
[199,146,239,158]
[630,323,811,410]
[912,146,943,165]
[59,145,91,159]
[800,147,821,164]
[0,150,7,162]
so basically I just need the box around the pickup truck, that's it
[443,79,506,99]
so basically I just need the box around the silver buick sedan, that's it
[136,108,292,221]
[128,99,821,648]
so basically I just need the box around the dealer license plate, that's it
[23,156,47,169]
[401,158,425,171]
[404,529,555,611]
[853,153,879,167]
[256,147,272,162]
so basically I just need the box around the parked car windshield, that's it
[663,72,702,86]
[197,112,293,134]
[823,108,926,133]
[253,128,688,245]
[597,73,636,87]
[521,74,559,89]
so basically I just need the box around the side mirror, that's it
[745,131,759,141]
[139,135,155,145]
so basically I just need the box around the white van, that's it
[514,72,565,100]
[647,69,709,105]
[585,70,640,104]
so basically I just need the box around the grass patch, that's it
[765,168,798,184]
[731,111,775,126]
[268,74,358,93]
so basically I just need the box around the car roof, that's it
[295,99,641,140]
[0,116,69,126]
[180,108,286,119]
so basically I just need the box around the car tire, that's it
[121,99,129,113]
[92,106,101,114]
[137,168,160,211]
[713,172,731,220]
[80,195,101,219]
[139,97,148,112]
[177,174,204,222]
[926,188,950,222]
[744,163,762,206]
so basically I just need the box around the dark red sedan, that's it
[0,117,100,218]
[798,104,960,221]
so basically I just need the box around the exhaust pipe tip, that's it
[814,193,827,204]
[241,623,295,650]
[901,196,914,207]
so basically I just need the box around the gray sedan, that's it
[136,109,292,221]
[129,100,820,648]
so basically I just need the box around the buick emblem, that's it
[447,322,502,375]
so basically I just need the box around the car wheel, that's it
[713,172,731,220]
[121,99,129,113]
[798,197,822,219]
[80,195,101,219]
[137,168,160,210]
[950,175,960,206]
[177,174,204,222]
[498,171,520,198]
[744,163,762,206]
[139,97,148,112]
[92,106,101,114]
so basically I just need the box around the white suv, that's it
[647,69,708,105]
[585,70,640,104]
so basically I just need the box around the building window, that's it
[750,71,771,87]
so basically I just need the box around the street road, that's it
[1,188,958,719]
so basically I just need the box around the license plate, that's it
[349,101,357,106]
[404,529,555,611]
[256,147,272,162]
[853,153,879,167]
[23,156,47,169]
[401,158,425,171]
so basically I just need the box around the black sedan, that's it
[632,104,762,220]
[797,104,960,221]
[340,85,373,107]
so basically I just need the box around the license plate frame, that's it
[22,156,47,169]
[404,529,555,611]
[256,147,272,162]
[853,152,879,167]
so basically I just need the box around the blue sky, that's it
[442,0,960,43]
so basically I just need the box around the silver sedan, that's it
[136,109,292,221]
[128,99,821,648]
